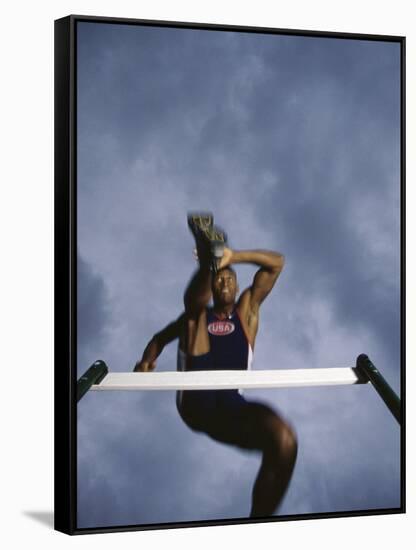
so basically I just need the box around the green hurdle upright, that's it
[77,360,109,402]
[356,354,401,425]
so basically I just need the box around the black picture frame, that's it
[54,14,405,535]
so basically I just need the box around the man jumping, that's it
[134,213,297,517]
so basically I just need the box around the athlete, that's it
[134,214,297,517]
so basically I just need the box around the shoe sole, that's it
[187,212,227,273]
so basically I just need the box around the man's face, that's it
[212,269,238,306]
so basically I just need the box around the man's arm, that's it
[133,313,184,372]
[223,248,285,310]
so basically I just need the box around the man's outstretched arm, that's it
[222,248,285,309]
[133,313,184,372]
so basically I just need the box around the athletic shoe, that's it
[187,212,227,273]
[187,212,213,233]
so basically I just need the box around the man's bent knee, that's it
[264,414,298,461]
[279,423,298,460]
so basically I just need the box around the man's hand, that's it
[218,247,234,270]
[133,360,156,372]
[193,245,233,274]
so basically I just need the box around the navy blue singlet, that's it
[177,308,255,439]
[185,307,253,372]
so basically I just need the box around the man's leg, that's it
[183,214,226,354]
[201,396,298,517]
[183,266,212,356]
[248,405,298,517]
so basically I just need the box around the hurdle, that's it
[76,354,401,425]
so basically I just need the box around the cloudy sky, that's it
[75,21,402,529]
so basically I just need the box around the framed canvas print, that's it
[54,14,405,535]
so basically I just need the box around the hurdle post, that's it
[77,360,109,402]
[356,354,401,425]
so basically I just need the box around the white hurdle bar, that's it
[78,355,401,424]
[90,367,365,392]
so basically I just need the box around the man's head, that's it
[211,267,239,307]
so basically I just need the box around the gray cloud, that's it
[75,22,402,528]
[77,253,115,374]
